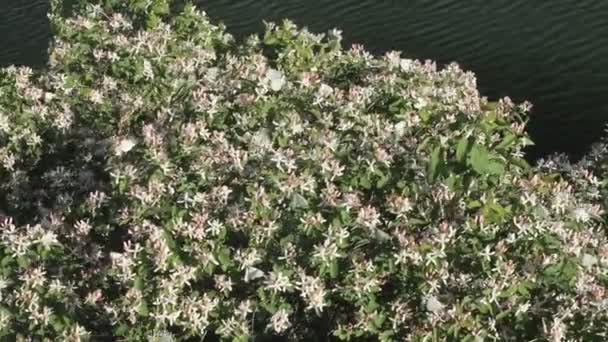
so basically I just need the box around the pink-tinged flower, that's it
[356,205,382,230]
[269,309,291,334]
[214,274,234,294]
[297,273,327,314]
[264,271,293,294]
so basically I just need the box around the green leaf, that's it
[496,133,517,150]
[162,229,177,250]
[1,255,12,267]
[486,160,505,175]
[468,145,489,174]
[512,157,531,170]
[263,32,279,45]
[277,135,289,147]
[359,174,372,189]
[467,200,482,209]
[517,282,532,297]
[134,276,145,291]
[329,259,339,279]
[115,324,129,336]
[379,330,395,342]
[427,146,442,183]
[496,309,511,320]
[388,99,405,115]
[419,109,430,122]
[456,136,470,163]
[373,312,386,328]
[290,193,309,209]
[17,256,31,268]
[138,302,149,317]
[49,314,65,332]
[217,247,232,271]
[376,170,390,189]
[339,209,352,224]
[468,144,504,176]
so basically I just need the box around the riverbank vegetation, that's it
[2,0,608,340]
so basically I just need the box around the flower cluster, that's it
[1,0,608,340]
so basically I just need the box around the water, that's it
[3,0,608,161]
[0,1,50,67]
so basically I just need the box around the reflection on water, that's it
[3,0,608,160]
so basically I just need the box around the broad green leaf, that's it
[486,160,505,176]
[468,145,489,174]
[329,260,339,279]
[49,314,65,332]
[217,247,232,271]
[496,133,517,150]
[512,157,531,170]
[467,200,482,209]
[290,193,309,209]
[496,309,511,320]
[456,136,470,163]
[419,109,430,122]
[115,324,129,336]
[427,146,442,183]
[134,276,145,291]
[360,174,372,189]
[468,144,504,176]
[138,302,149,317]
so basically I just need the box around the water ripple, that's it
[1,0,608,158]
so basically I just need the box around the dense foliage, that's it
[2,0,608,340]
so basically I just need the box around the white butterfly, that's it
[266,68,286,91]
[115,138,136,156]
[244,266,265,283]
[206,67,219,82]
[425,295,445,314]
[582,253,598,268]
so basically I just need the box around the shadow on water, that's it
[2,0,608,162]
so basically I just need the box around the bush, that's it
[1,1,608,340]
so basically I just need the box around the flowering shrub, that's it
[1,1,608,340]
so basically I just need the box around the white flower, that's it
[0,113,9,133]
[393,121,407,137]
[414,97,428,110]
[89,89,104,104]
[515,302,531,316]
[143,59,154,80]
[400,58,414,72]
[572,207,591,223]
[38,231,59,248]
[264,271,293,294]
[214,274,234,293]
[298,273,327,314]
[269,308,291,334]
[356,205,382,230]
[115,138,136,156]
[0,311,10,331]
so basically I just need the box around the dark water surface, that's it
[3,1,608,160]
